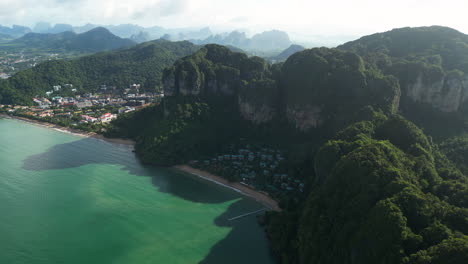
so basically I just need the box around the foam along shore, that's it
[173,165,282,212]
[0,114,135,146]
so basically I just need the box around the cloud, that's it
[158,0,188,17]
[130,0,189,20]
[0,0,468,40]
[229,16,249,23]
[0,0,190,26]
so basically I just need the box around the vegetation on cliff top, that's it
[266,115,468,263]
[163,44,275,97]
[280,48,400,129]
[340,26,468,72]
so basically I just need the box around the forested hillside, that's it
[3,27,136,52]
[109,27,468,264]
[267,115,468,263]
[0,40,199,105]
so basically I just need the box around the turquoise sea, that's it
[0,117,275,264]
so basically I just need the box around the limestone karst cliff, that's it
[163,45,401,131]
[340,26,468,114]
[405,71,468,112]
[162,44,279,123]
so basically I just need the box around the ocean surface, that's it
[0,118,275,264]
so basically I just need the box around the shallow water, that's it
[0,118,274,264]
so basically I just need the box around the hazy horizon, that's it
[1,0,468,46]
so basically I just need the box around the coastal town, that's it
[0,83,163,132]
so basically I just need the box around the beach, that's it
[1,114,280,211]
[174,165,281,212]
[0,118,276,263]
[0,114,135,146]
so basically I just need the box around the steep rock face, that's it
[339,26,468,115]
[281,48,400,131]
[163,45,245,97]
[406,73,468,112]
[238,97,276,124]
[162,71,176,96]
[163,45,401,130]
[238,79,279,124]
[163,44,277,124]
[286,105,322,131]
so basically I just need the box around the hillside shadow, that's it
[22,136,275,263]
[199,200,275,264]
[22,137,240,204]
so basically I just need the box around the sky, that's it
[1,0,468,43]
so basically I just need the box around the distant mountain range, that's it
[130,31,151,43]
[0,25,31,38]
[0,23,298,53]
[33,22,73,34]
[191,30,292,52]
[27,22,213,41]
[4,27,135,53]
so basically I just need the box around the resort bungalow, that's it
[100,113,116,123]
[81,115,98,123]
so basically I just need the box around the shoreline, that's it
[0,114,135,146]
[174,165,281,212]
[2,113,280,211]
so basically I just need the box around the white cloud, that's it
[0,0,467,41]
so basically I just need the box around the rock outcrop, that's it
[280,48,400,131]
[163,44,277,124]
[163,45,401,131]
[339,26,468,115]
[406,72,468,112]
[239,97,277,124]
[286,105,323,131]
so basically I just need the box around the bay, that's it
[0,117,274,264]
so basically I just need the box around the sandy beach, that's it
[174,165,281,212]
[2,114,280,211]
[1,114,135,146]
